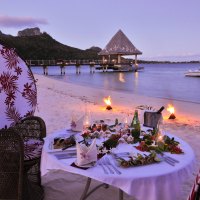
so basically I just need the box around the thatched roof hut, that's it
[99,30,142,65]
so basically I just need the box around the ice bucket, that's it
[143,111,162,128]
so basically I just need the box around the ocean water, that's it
[31,63,200,104]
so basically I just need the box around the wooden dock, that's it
[26,59,144,75]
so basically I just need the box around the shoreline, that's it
[34,73,200,200]
[34,73,200,131]
[50,74,200,105]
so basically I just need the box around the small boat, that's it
[185,69,200,77]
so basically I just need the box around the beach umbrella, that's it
[0,43,37,128]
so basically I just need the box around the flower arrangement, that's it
[135,133,183,154]
[81,119,183,155]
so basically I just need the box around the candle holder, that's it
[103,96,112,110]
[167,105,176,120]
[168,113,176,119]
[106,105,112,110]
[83,109,92,130]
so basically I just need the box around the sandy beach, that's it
[35,74,200,200]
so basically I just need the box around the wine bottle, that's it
[157,106,165,114]
[131,110,141,139]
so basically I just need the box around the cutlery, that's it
[98,160,108,174]
[54,153,76,160]
[156,150,179,163]
[156,154,176,166]
[105,157,121,175]
[102,158,114,174]
[113,152,130,157]
[163,158,176,166]
[161,154,179,163]
[62,144,75,151]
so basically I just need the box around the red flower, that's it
[0,72,18,92]
[5,91,16,106]
[15,66,22,75]
[23,83,32,94]
[82,131,90,138]
[1,47,19,70]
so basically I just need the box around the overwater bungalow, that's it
[98,29,143,72]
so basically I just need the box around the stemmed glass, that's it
[157,115,165,135]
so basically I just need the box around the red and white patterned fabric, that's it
[0,44,37,128]
[24,139,44,161]
[188,170,200,200]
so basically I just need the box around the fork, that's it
[156,150,179,163]
[156,153,176,166]
[105,157,122,175]
[98,159,108,174]
[161,153,179,163]
[102,158,114,174]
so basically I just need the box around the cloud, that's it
[0,15,48,28]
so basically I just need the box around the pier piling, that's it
[43,65,48,75]
[60,66,65,75]
[76,65,81,74]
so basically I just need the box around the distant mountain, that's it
[18,27,42,37]
[0,30,101,60]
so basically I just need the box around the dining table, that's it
[41,128,195,200]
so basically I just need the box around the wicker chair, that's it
[14,116,46,185]
[0,128,24,200]
[0,128,44,200]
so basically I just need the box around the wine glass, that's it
[157,115,165,134]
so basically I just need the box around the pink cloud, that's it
[0,15,48,27]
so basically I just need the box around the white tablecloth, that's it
[41,129,195,200]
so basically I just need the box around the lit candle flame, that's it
[157,135,163,142]
[167,105,175,114]
[104,96,111,106]
[167,104,176,119]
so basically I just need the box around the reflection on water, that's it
[31,63,200,104]
[119,73,125,83]
[133,72,139,91]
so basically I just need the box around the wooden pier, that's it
[26,59,143,75]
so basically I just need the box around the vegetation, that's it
[0,31,101,60]
[0,30,199,64]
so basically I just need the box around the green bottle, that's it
[131,110,141,139]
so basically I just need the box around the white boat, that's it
[185,69,200,77]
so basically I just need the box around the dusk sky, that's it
[0,0,200,61]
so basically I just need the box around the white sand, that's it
[35,74,200,200]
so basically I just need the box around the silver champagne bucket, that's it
[143,111,162,128]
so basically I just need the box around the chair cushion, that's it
[188,170,200,200]
[24,139,44,161]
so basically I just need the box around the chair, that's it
[188,170,200,200]
[0,128,44,200]
[0,128,24,200]
[14,116,46,185]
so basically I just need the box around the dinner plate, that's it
[46,139,76,153]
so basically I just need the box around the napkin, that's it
[71,116,84,132]
[76,139,97,166]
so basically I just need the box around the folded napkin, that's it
[76,139,97,166]
[71,116,84,132]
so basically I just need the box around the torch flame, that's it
[167,105,175,114]
[104,96,111,106]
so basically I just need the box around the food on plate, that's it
[117,152,161,168]
[53,136,76,149]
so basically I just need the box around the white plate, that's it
[46,139,76,153]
